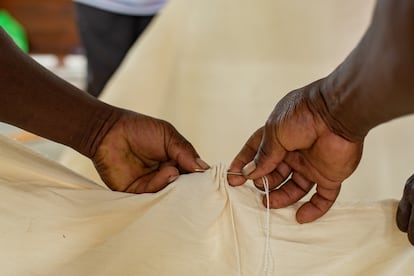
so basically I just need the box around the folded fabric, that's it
[0,135,413,275]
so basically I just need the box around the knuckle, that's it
[404,174,414,195]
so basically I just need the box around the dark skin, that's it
[397,175,414,245]
[0,28,209,193]
[228,0,414,244]
[229,88,363,223]
[93,111,209,192]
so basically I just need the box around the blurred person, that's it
[74,0,168,96]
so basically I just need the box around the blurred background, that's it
[0,0,85,160]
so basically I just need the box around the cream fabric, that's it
[59,0,414,201]
[1,135,414,275]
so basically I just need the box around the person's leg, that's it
[133,15,154,40]
[74,3,152,97]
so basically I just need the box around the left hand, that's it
[92,111,209,193]
[397,174,414,245]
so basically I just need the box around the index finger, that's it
[244,123,286,180]
[228,128,264,186]
[167,129,210,172]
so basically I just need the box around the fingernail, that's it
[168,175,179,183]
[242,161,256,176]
[254,180,263,190]
[196,158,210,170]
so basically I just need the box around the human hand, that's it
[228,84,363,223]
[92,110,209,193]
[396,175,414,245]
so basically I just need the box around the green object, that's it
[0,10,29,52]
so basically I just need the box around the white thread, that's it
[262,175,272,276]
[224,170,242,276]
[224,167,271,276]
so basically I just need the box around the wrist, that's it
[304,78,367,143]
[75,102,124,158]
[321,72,372,142]
[306,0,414,142]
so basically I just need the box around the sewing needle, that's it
[194,169,243,175]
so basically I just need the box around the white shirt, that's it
[74,0,167,16]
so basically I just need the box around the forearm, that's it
[313,0,414,142]
[0,28,121,157]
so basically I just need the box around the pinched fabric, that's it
[0,136,413,275]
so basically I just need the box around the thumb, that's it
[243,125,286,179]
[167,130,210,173]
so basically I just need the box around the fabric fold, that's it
[0,136,413,275]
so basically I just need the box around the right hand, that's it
[228,84,364,223]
